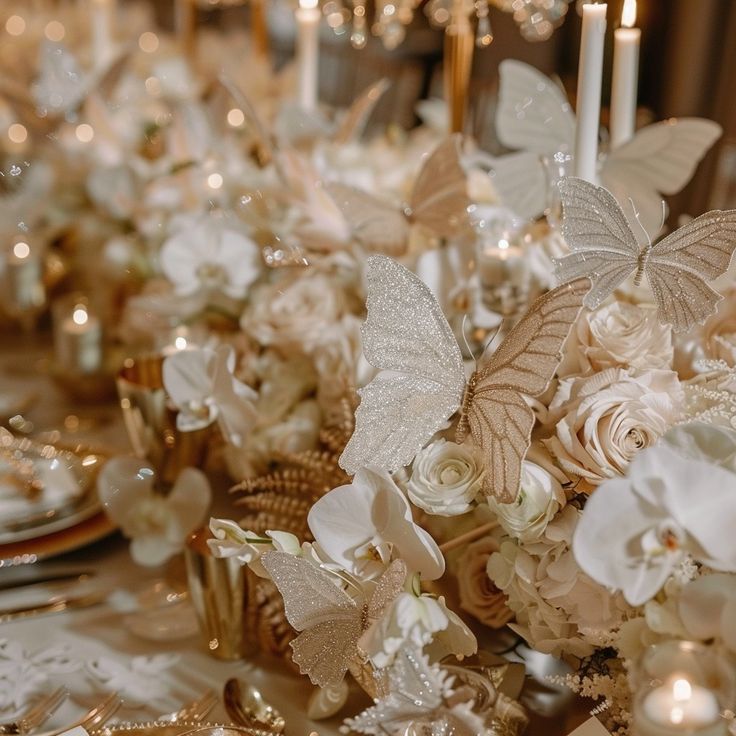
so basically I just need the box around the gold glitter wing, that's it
[645,209,736,331]
[409,134,471,240]
[459,278,591,503]
[334,77,391,145]
[326,183,410,256]
[365,559,407,627]
[555,177,640,309]
[339,255,465,475]
[261,551,362,688]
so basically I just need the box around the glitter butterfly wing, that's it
[261,551,362,688]
[334,77,391,145]
[601,118,722,240]
[556,177,736,331]
[408,134,471,240]
[643,210,736,332]
[458,278,591,502]
[339,255,466,476]
[555,177,641,309]
[496,59,576,155]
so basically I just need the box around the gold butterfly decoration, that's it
[261,551,406,689]
[326,135,472,256]
[338,255,590,502]
[555,177,736,332]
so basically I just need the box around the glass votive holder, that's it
[1,237,46,325]
[52,294,105,375]
[473,208,531,317]
[542,151,574,229]
[632,641,735,736]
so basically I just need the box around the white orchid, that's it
[159,213,260,300]
[306,465,445,581]
[97,458,211,567]
[163,345,257,446]
[573,440,736,606]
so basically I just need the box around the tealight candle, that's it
[53,297,104,375]
[477,236,529,316]
[610,0,640,149]
[295,0,320,110]
[574,3,607,182]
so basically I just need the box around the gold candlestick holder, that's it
[444,1,474,134]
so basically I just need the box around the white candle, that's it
[574,3,607,182]
[3,241,44,314]
[90,0,114,69]
[635,678,725,736]
[56,302,104,374]
[610,0,640,148]
[295,0,320,110]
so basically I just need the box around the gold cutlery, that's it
[223,680,284,735]
[36,692,122,736]
[0,688,68,735]
[0,588,110,623]
[159,691,218,724]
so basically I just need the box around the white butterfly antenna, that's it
[460,314,478,372]
[321,564,363,594]
[628,197,652,249]
[659,199,667,233]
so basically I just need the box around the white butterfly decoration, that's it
[260,551,407,689]
[555,176,736,332]
[339,255,590,502]
[487,59,722,239]
[344,647,486,736]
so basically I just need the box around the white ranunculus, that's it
[407,440,484,517]
[544,368,682,489]
[307,466,445,581]
[573,442,736,606]
[241,273,344,353]
[487,460,565,542]
[559,301,673,377]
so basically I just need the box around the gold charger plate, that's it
[0,510,116,564]
[93,722,270,736]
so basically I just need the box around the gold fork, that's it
[36,692,122,736]
[159,691,219,723]
[0,688,68,735]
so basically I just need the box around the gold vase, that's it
[444,5,474,134]
[116,355,211,488]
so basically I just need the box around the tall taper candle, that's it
[574,3,607,182]
[610,0,640,149]
[175,0,196,56]
[91,0,114,69]
[296,0,320,110]
[444,0,474,134]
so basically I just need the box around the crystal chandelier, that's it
[324,0,573,50]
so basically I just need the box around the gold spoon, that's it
[223,679,285,734]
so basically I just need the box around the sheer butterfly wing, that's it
[339,255,465,475]
[326,183,409,255]
[644,209,736,332]
[555,177,640,308]
[409,135,471,239]
[601,118,722,240]
[261,551,361,687]
[334,77,391,145]
[496,59,576,155]
[479,150,547,220]
[461,278,591,502]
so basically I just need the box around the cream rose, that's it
[241,273,344,353]
[487,460,566,542]
[544,368,682,489]
[702,287,736,366]
[559,301,673,377]
[457,537,513,628]
[407,440,484,516]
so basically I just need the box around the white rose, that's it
[544,368,682,489]
[407,440,484,517]
[559,301,673,377]
[487,460,566,542]
[241,273,344,353]
[702,287,736,366]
